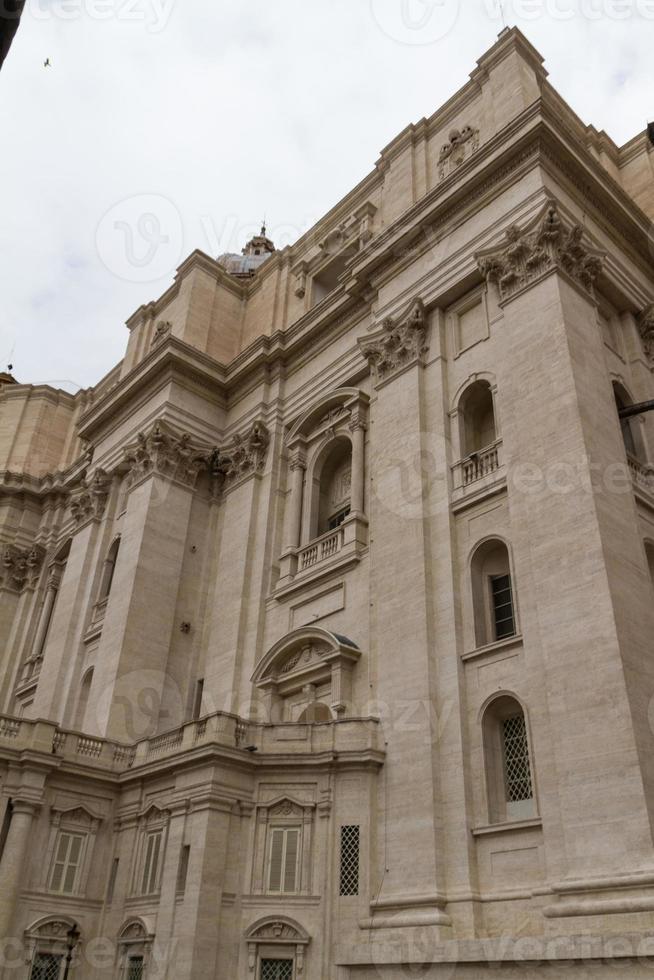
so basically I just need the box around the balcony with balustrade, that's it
[627,453,654,505]
[274,513,368,598]
[451,439,505,509]
[0,710,384,776]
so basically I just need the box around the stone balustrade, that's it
[0,711,383,773]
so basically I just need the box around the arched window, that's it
[74,668,94,731]
[613,382,646,463]
[644,541,654,594]
[482,695,535,824]
[470,539,516,647]
[314,438,352,536]
[459,380,496,457]
[98,537,120,602]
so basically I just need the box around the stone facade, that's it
[1,27,654,980]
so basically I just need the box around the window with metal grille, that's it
[30,954,63,980]
[140,829,163,895]
[260,960,293,980]
[127,955,144,980]
[490,574,515,640]
[267,827,300,894]
[49,831,85,893]
[327,506,350,531]
[502,713,533,802]
[176,844,190,896]
[339,825,359,896]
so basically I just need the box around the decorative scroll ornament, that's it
[358,297,427,386]
[477,201,605,302]
[69,468,110,527]
[1,544,45,591]
[208,421,270,494]
[124,421,209,490]
[638,305,654,361]
[438,124,480,180]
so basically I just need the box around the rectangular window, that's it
[176,844,190,896]
[49,831,85,894]
[260,960,293,980]
[140,830,163,895]
[490,574,515,640]
[502,713,533,802]
[192,679,204,720]
[127,956,144,980]
[339,825,360,896]
[106,857,119,903]
[267,827,300,894]
[30,954,63,980]
[327,507,350,531]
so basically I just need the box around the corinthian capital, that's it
[69,468,110,528]
[1,543,46,592]
[477,200,605,303]
[358,297,428,387]
[124,421,209,491]
[209,421,270,495]
[638,305,654,361]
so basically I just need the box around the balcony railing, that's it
[452,440,504,504]
[0,711,384,772]
[627,454,654,496]
[299,526,345,571]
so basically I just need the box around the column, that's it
[286,450,306,550]
[27,566,60,668]
[348,419,366,515]
[0,800,40,942]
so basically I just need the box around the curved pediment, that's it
[286,388,369,444]
[245,915,310,944]
[25,916,79,940]
[252,627,360,687]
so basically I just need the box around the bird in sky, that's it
[43,58,51,67]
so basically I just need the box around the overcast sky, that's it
[1,0,652,391]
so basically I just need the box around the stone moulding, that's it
[358,297,428,387]
[245,916,310,974]
[69,468,110,528]
[476,200,606,303]
[638,305,654,361]
[208,421,270,495]
[1,544,46,592]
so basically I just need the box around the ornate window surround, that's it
[277,388,369,591]
[251,627,361,722]
[130,805,170,897]
[23,916,81,976]
[249,796,316,897]
[116,918,155,980]
[244,916,310,976]
[41,803,102,897]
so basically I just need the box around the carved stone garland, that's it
[477,201,605,303]
[358,298,428,385]
[208,422,270,494]
[69,468,110,527]
[638,305,654,362]
[1,544,45,592]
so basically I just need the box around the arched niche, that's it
[252,627,361,722]
[279,389,369,586]
[116,918,155,980]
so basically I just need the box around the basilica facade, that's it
[1,27,654,980]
